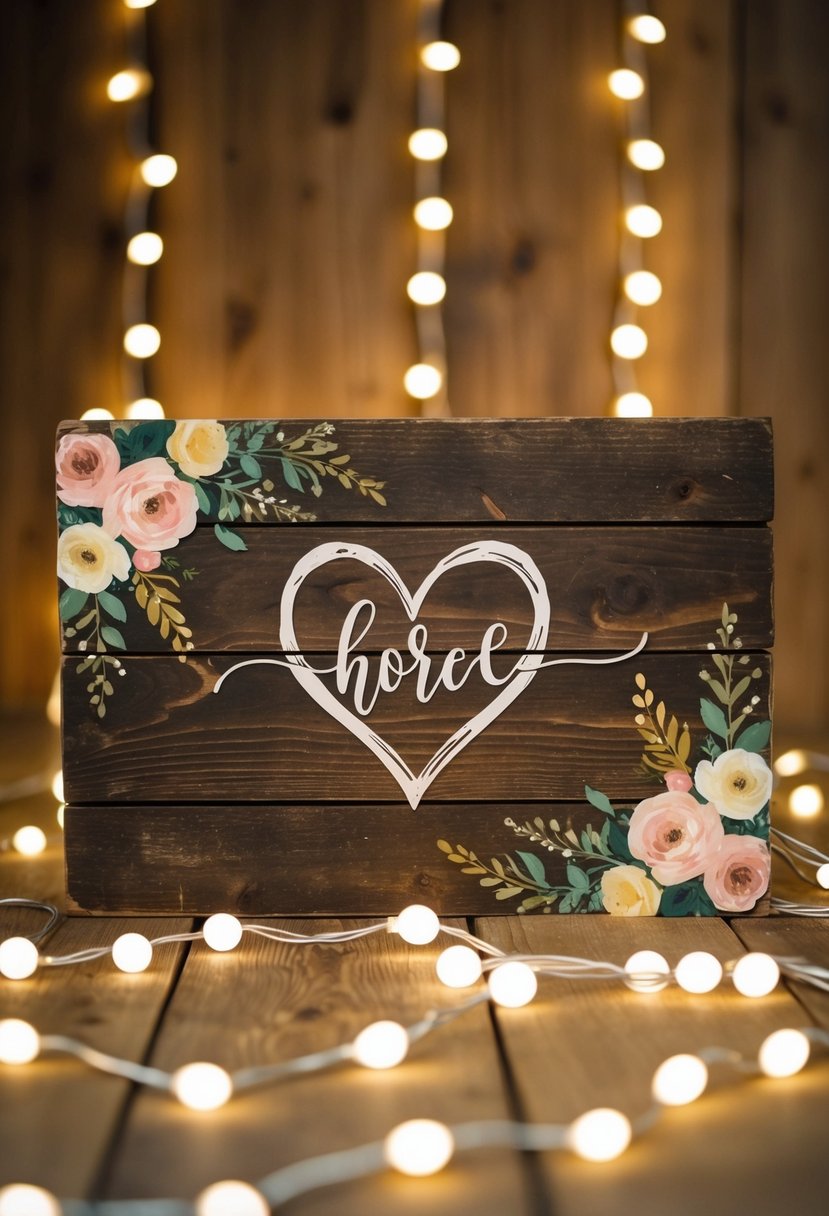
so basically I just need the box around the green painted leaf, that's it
[97,590,127,622]
[584,784,615,816]
[213,524,248,552]
[59,588,88,621]
[240,453,262,479]
[700,697,729,740]
[566,863,590,890]
[117,420,175,465]
[733,719,772,753]
[516,851,548,887]
[280,458,304,492]
[194,481,212,514]
[607,821,633,863]
[100,625,126,650]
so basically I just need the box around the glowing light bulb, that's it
[12,826,47,857]
[608,68,645,100]
[674,951,723,994]
[611,323,648,359]
[46,669,61,726]
[352,1020,409,1069]
[0,1019,41,1065]
[195,1181,269,1216]
[394,904,440,945]
[384,1119,455,1176]
[628,14,667,44]
[625,204,663,238]
[407,272,446,305]
[789,784,824,819]
[56,804,65,829]
[774,749,808,777]
[487,961,538,1008]
[758,1028,810,1078]
[126,398,165,420]
[203,914,243,952]
[0,1184,60,1216]
[624,950,670,993]
[623,269,662,305]
[51,771,64,802]
[414,197,454,231]
[172,1062,233,1111]
[408,128,448,160]
[404,363,442,400]
[0,937,39,981]
[652,1054,708,1105]
[627,138,665,171]
[420,41,461,71]
[127,232,163,265]
[817,863,829,889]
[140,153,178,187]
[80,408,115,420]
[436,945,483,988]
[106,68,151,103]
[124,324,161,358]
[568,1108,632,1162]
[613,392,653,418]
[125,0,158,8]
[732,952,780,998]
[111,932,153,973]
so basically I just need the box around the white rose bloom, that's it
[166,420,229,479]
[58,523,131,594]
[694,748,772,821]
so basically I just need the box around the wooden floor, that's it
[2,714,829,1214]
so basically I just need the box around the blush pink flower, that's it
[628,790,725,886]
[703,835,771,913]
[102,457,198,551]
[56,433,121,507]
[133,549,162,572]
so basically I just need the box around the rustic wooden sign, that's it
[57,417,774,917]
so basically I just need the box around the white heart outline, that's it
[278,540,550,810]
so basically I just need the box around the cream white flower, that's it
[600,864,661,917]
[694,748,772,821]
[166,421,229,479]
[57,523,130,594]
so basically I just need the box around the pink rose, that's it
[665,770,693,793]
[102,457,198,551]
[703,835,771,913]
[134,549,162,572]
[628,790,725,886]
[56,433,120,507]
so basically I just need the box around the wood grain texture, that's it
[58,524,774,655]
[57,416,774,522]
[730,917,829,1029]
[60,652,772,803]
[102,920,532,1213]
[479,915,829,1216]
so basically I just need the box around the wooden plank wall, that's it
[0,0,827,737]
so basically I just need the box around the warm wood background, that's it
[1,0,827,736]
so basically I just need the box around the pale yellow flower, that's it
[601,864,661,917]
[57,523,131,594]
[166,420,229,479]
[694,748,772,821]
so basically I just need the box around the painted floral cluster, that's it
[56,419,386,716]
[439,605,773,916]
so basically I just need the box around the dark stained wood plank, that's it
[58,524,774,655]
[102,920,534,1214]
[479,916,829,1216]
[57,417,774,522]
[61,652,771,803]
[0,916,192,1194]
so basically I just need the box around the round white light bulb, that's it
[111,932,153,974]
[435,945,483,988]
[12,826,47,857]
[56,804,65,829]
[106,69,151,103]
[608,68,645,100]
[816,862,829,890]
[384,1119,455,1176]
[652,1053,708,1105]
[404,363,442,400]
[140,153,178,187]
[625,204,663,238]
[0,937,39,981]
[80,408,115,421]
[420,41,461,71]
[195,1180,269,1216]
[127,232,163,265]
[202,914,243,952]
[126,398,165,420]
[628,14,667,44]
[0,1019,41,1065]
[774,749,808,777]
[125,0,159,9]
[0,1184,60,1216]
[408,128,448,161]
[124,324,161,358]
[624,950,670,992]
[394,904,441,945]
[172,1062,233,1111]
[789,783,824,819]
[674,951,723,994]
[611,323,648,360]
[627,138,666,171]
[613,391,653,418]
[413,197,454,231]
[732,952,780,998]
[487,961,538,1008]
[758,1028,810,1078]
[352,1020,409,1070]
[623,269,663,306]
[51,771,64,802]
[407,271,446,306]
[568,1107,632,1162]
